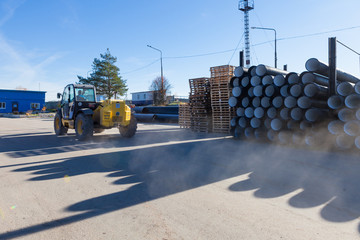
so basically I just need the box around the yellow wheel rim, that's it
[55,117,60,130]
[77,119,83,135]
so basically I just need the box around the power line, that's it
[280,25,360,41]
[120,25,360,74]
[252,44,260,66]
[166,26,360,59]
[253,11,274,49]
[253,25,360,47]
[337,40,360,56]
[336,39,360,74]
[228,33,245,64]
[164,49,235,59]
[121,59,160,74]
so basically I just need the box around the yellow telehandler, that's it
[54,84,137,140]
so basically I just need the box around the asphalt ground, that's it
[0,117,359,239]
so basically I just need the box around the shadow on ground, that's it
[0,125,206,159]
[1,128,360,238]
[228,144,360,224]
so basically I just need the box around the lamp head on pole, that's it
[147,44,162,54]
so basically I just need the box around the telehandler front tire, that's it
[119,115,137,138]
[75,113,94,140]
[54,112,68,135]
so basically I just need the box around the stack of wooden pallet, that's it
[178,103,191,129]
[189,77,212,132]
[210,65,235,133]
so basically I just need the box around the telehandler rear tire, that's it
[119,115,137,138]
[54,112,68,135]
[75,113,94,140]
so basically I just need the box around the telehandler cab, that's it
[54,84,137,140]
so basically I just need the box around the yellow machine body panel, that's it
[93,100,131,128]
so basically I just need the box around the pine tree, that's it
[77,49,127,99]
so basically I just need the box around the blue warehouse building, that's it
[0,89,46,114]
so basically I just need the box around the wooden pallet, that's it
[211,95,231,101]
[209,67,235,134]
[189,78,210,87]
[191,114,212,133]
[189,96,211,102]
[210,77,233,84]
[179,104,191,129]
[189,78,211,95]
[212,128,231,134]
[210,65,235,78]
[187,77,213,133]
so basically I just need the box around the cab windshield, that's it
[75,87,96,102]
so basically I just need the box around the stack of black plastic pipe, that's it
[229,59,360,150]
[305,58,360,150]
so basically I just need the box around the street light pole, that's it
[147,45,164,103]
[251,27,277,68]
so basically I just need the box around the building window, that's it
[137,95,140,100]
[30,103,40,110]
[144,94,146,99]
[0,102,5,109]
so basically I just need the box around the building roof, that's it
[0,89,46,93]
[131,91,154,94]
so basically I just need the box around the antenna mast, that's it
[239,0,254,67]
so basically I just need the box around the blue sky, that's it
[0,0,360,101]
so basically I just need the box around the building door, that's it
[12,102,19,113]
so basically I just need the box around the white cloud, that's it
[0,33,66,98]
[58,0,80,30]
[0,0,26,27]
[0,34,36,85]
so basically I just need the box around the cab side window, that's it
[69,85,75,102]
[62,86,70,104]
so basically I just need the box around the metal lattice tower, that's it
[239,0,254,67]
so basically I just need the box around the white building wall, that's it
[132,92,153,101]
